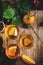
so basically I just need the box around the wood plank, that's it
[0,10,43,65]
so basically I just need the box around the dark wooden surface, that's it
[0,11,43,65]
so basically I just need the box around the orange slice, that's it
[8,46,17,57]
[5,25,19,38]
[5,25,14,38]
[9,27,15,36]
[23,37,32,47]
[20,34,34,48]
[6,45,17,59]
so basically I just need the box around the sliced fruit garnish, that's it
[5,44,20,59]
[5,25,19,38]
[20,34,34,48]
[8,46,17,57]
[23,37,32,47]
[21,55,35,64]
[9,27,15,36]
[5,25,14,38]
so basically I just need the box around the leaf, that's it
[3,8,16,19]
[11,16,22,26]
[15,0,32,16]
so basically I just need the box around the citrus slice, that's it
[5,45,20,59]
[9,27,15,36]
[7,46,17,57]
[5,25,19,38]
[21,55,35,64]
[23,37,32,47]
[5,25,14,38]
[20,34,34,48]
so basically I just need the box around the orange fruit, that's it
[23,14,35,25]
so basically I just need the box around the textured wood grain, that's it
[0,11,43,65]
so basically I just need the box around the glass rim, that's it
[0,21,5,32]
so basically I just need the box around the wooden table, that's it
[0,11,43,65]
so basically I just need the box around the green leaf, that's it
[3,8,16,19]
[11,16,22,26]
[15,0,32,15]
